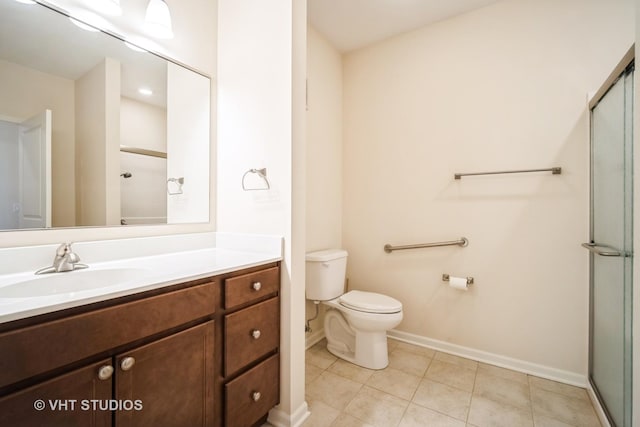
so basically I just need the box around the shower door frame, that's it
[587,45,635,427]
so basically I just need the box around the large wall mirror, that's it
[0,0,210,231]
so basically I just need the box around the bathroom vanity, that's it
[0,241,281,427]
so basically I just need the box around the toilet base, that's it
[324,309,390,370]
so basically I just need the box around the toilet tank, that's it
[305,249,348,301]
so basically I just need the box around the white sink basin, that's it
[0,268,149,298]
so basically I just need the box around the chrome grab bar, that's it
[581,242,624,257]
[454,167,561,180]
[384,237,468,253]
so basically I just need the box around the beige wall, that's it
[166,63,210,224]
[306,26,343,252]
[217,0,308,424]
[634,0,639,423]
[120,97,167,224]
[305,26,344,340]
[120,97,166,152]
[0,59,75,228]
[342,0,634,377]
[75,58,121,227]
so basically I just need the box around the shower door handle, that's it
[581,242,625,257]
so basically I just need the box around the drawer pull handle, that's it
[252,281,262,291]
[98,365,114,380]
[251,329,261,340]
[252,391,262,402]
[120,356,136,371]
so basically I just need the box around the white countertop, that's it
[0,234,282,324]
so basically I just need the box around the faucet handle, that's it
[64,243,81,263]
[68,251,80,263]
[56,243,80,262]
[55,243,71,257]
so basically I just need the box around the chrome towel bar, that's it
[454,167,561,180]
[384,237,468,253]
[242,168,271,191]
[581,242,627,257]
[167,177,184,195]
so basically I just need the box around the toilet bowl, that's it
[323,290,402,369]
[305,249,403,370]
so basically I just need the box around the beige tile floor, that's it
[302,339,602,427]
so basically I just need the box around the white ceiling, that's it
[0,0,168,107]
[307,0,503,52]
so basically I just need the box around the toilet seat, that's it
[339,290,402,314]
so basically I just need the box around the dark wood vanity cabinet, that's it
[0,322,214,427]
[219,266,281,427]
[0,262,281,427]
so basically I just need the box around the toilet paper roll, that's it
[449,276,469,291]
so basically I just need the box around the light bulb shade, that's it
[145,0,173,39]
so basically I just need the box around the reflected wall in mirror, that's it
[0,0,210,230]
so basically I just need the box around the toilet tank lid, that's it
[306,249,348,262]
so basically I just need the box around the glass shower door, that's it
[587,61,633,427]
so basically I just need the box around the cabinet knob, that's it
[98,365,114,380]
[251,329,261,340]
[252,281,262,291]
[252,391,261,402]
[120,356,136,371]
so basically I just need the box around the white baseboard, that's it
[267,401,311,427]
[587,382,611,427]
[305,328,588,389]
[388,330,587,387]
[305,330,325,349]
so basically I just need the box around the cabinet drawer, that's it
[225,353,279,427]
[224,297,279,376]
[0,281,216,389]
[224,267,279,309]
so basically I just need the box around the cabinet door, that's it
[115,321,215,427]
[0,358,112,427]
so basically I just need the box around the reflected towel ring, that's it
[167,177,184,195]
[242,168,270,191]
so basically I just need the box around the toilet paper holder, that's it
[442,274,474,285]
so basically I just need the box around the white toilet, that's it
[306,249,403,370]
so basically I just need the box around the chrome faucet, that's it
[35,243,89,275]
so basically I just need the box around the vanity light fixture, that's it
[144,0,174,39]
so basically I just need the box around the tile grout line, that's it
[465,360,480,426]
[528,375,536,427]
[398,351,432,426]
[307,341,599,427]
